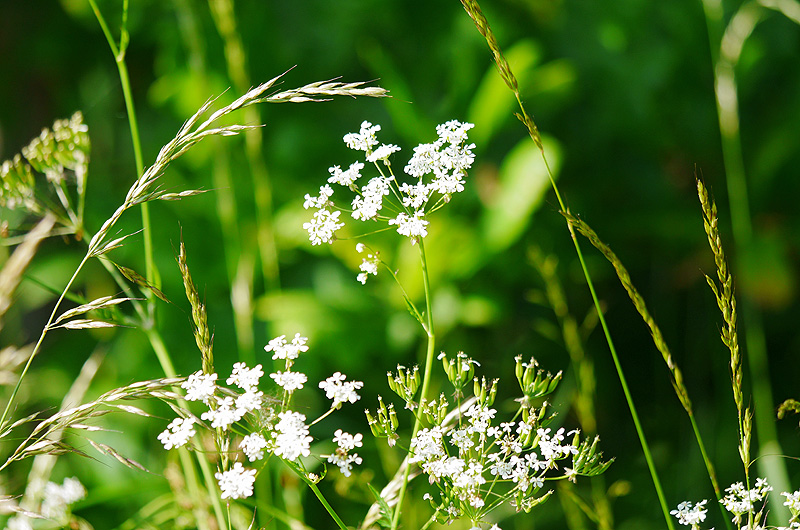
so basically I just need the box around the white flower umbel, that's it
[215,462,256,500]
[326,429,365,477]
[319,372,364,408]
[303,119,475,275]
[343,121,381,152]
[201,396,244,430]
[265,333,309,363]
[41,477,86,519]
[389,211,429,243]
[240,433,268,462]
[227,362,264,391]
[182,370,218,403]
[671,500,709,529]
[357,250,380,285]
[304,208,345,245]
[274,411,313,461]
[158,417,197,450]
[270,370,308,393]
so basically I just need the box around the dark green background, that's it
[1,1,799,529]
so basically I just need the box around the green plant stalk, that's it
[210,0,280,296]
[303,477,348,530]
[701,1,792,521]
[390,238,436,530]
[88,3,227,529]
[457,1,674,527]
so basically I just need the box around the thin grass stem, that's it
[458,1,675,527]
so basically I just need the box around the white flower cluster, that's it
[158,334,365,501]
[408,401,577,515]
[369,352,610,527]
[6,477,86,530]
[673,479,800,530]
[303,120,475,281]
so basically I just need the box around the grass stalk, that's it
[562,211,731,529]
[700,0,797,520]
[458,1,674,527]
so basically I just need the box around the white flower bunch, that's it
[673,478,800,530]
[158,333,364,501]
[366,352,611,527]
[303,119,476,283]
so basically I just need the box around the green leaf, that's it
[480,135,561,252]
[366,483,393,529]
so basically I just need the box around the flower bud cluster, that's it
[371,351,611,527]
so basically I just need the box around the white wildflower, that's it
[235,388,263,415]
[328,162,364,186]
[304,208,344,245]
[182,371,217,403]
[783,489,800,512]
[351,176,391,221]
[344,121,381,152]
[270,370,308,392]
[366,143,401,163]
[274,411,313,461]
[158,417,197,450]
[398,182,431,210]
[227,362,263,391]
[41,477,86,519]
[201,396,243,430]
[319,372,364,407]
[388,211,428,241]
[671,500,708,528]
[215,462,256,500]
[265,333,310,361]
[357,252,380,285]
[240,433,268,462]
[303,184,334,210]
[332,429,363,451]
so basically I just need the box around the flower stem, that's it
[305,478,349,530]
[391,238,436,530]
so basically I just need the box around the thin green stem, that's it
[304,478,348,530]
[390,238,436,530]
[0,254,90,430]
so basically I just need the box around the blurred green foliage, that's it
[1,0,800,529]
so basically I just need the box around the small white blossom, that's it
[303,184,335,210]
[304,209,345,245]
[227,362,263,391]
[158,417,197,450]
[235,389,263,415]
[265,333,309,361]
[366,143,401,162]
[351,176,391,221]
[671,500,708,528]
[41,477,86,519]
[270,370,308,392]
[240,433,268,461]
[274,411,313,461]
[182,371,217,403]
[328,162,364,186]
[388,211,428,242]
[344,121,381,152]
[784,489,800,512]
[357,252,380,285]
[319,372,364,407]
[201,396,243,430]
[398,182,431,210]
[332,429,363,451]
[215,462,256,500]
